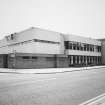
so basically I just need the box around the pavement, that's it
[0,67,105,105]
[80,93,105,105]
[0,65,105,74]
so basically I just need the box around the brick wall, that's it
[8,54,69,69]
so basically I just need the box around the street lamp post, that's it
[13,50,16,69]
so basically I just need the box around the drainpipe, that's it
[13,50,16,69]
[54,55,57,68]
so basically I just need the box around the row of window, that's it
[65,41,101,52]
[22,56,38,59]
[22,56,55,61]
[68,55,101,65]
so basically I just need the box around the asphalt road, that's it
[0,68,105,105]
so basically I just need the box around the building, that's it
[0,27,68,69]
[64,34,102,67]
[0,27,103,69]
[98,39,105,65]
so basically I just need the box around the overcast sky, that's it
[0,0,105,39]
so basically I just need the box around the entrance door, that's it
[3,54,8,68]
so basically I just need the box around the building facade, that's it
[99,39,105,65]
[0,27,103,69]
[64,34,102,67]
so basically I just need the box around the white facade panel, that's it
[34,28,61,42]
[7,27,61,45]
[0,27,61,47]
[0,38,8,47]
[34,42,61,54]
[0,41,64,54]
[66,50,101,56]
[0,27,64,54]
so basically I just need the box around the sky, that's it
[0,0,105,39]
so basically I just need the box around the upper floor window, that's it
[64,41,101,53]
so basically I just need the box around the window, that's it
[64,41,69,49]
[96,46,101,52]
[69,42,73,49]
[22,56,30,59]
[73,43,76,50]
[32,56,38,59]
[84,44,87,51]
[77,43,80,50]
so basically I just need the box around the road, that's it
[0,68,105,105]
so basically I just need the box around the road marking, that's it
[80,93,105,105]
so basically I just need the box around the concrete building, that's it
[0,27,102,69]
[0,27,68,69]
[98,39,105,65]
[64,34,102,67]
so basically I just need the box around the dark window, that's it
[22,56,30,59]
[64,41,69,49]
[73,43,76,50]
[84,44,87,51]
[11,34,14,40]
[96,46,101,52]
[69,42,73,49]
[87,44,89,51]
[32,57,38,59]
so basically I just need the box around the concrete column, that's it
[54,55,57,68]
[79,56,81,64]
[75,56,77,64]
[86,56,87,65]
[97,56,98,64]
[71,56,73,65]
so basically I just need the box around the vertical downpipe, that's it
[54,55,57,68]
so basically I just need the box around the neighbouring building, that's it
[98,39,105,65]
[0,27,103,69]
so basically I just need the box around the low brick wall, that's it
[8,53,69,69]
[0,55,4,68]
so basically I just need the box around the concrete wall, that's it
[8,53,69,69]
[101,41,105,64]
[66,50,101,56]
[64,34,101,45]
[0,55,4,68]
[1,41,61,54]
[56,57,69,68]
[64,34,101,56]
[0,27,64,55]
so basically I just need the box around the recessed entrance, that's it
[3,54,8,68]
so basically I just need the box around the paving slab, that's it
[0,66,105,74]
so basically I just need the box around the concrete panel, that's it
[56,57,69,68]
[64,34,101,46]
[11,56,56,69]
[0,28,64,55]
[101,41,105,64]
[0,55,4,68]
[66,50,101,56]
[2,27,61,46]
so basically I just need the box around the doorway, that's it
[3,54,8,68]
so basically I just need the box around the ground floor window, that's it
[68,55,101,66]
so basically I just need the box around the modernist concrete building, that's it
[99,39,105,65]
[64,34,102,67]
[0,27,103,69]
